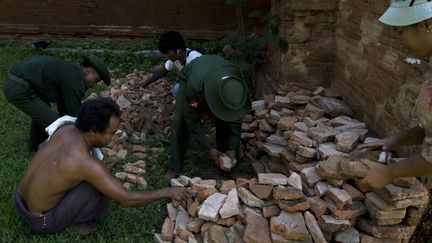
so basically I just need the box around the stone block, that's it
[187,198,200,217]
[260,143,284,158]
[356,218,415,240]
[342,183,365,201]
[308,126,340,143]
[334,227,360,243]
[290,131,315,147]
[219,188,241,219]
[296,146,316,158]
[288,161,318,173]
[375,180,428,202]
[278,198,310,212]
[325,198,367,220]
[238,187,265,208]
[167,203,178,220]
[258,173,288,185]
[293,122,309,132]
[339,159,369,179]
[316,155,342,179]
[263,205,281,218]
[252,100,266,110]
[307,196,328,218]
[154,233,171,243]
[318,215,351,233]
[277,116,298,131]
[304,211,327,243]
[287,172,303,190]
[161,217,175,241]
[314,181,333,197]
[392,177,416,188]
[365,199,405,225]
[270,211,309,241]
[305,103,326,120]
[335,132,360,152]
[208,225,228,243]
[273,186,304,200]
[326,188,353,209]
[266,134,289,146]
[219,180,236,193]
[259,119,274,133]
[243,210,271,243]
[175,210,190,238]
[249,184,274,199]
[219,154,237,171]
[304,117,329,127]
[318,143,348,160]
[302,180,316,197]
[198,193,227,222]
[301,167,323,187]
[365,192,396,211]
[187,217,205,233]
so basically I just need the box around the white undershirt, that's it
[165,48,202,72]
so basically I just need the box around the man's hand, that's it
[167,187,191,201]
[358,160,393,191]
[208,148,223,166]
[226,150,236,160]
[356,135,399,152]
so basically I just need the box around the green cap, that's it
[84,54,110,85]
[204,64,251,122]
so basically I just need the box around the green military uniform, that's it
[169,55,251,170]
[3,55,110,150]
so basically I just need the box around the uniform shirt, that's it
[164,49,202,72]
[10,56,87,116]
[180,55,242,152]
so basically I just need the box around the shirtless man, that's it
[13,97,190,235]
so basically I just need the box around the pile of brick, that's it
[86,70,172,172]
[153,85,429,242]
[98,69,175,151]
[154,170,428,243]
[113,159,148,190]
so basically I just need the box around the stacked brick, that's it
[114,159,148,190]
[155,168,428,243]
[153,85,429,242]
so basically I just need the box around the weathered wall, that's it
[267,0,338,87]
[0,0,269,39]
[333,0,431,137]
[268,0,432,137]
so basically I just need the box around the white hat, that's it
[379,0,432,26]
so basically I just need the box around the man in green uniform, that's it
[3,54,110,151]
[165,55,251,179]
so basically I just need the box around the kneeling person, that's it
[14,97,190,235]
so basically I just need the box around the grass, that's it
[0,38,252,242]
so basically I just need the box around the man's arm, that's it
[359,154,432,191]
[142,65,169,88]
[78,156,190,206]
[357,125,425,151]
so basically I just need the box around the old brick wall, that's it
[0,0,269,39]
[268,0,432,138]
[333,0,432,137]
[267,0,338,87]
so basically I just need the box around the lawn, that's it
[0,38,178,242]
[0,37,254,242]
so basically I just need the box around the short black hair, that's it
[158,31,186,54]
[81,58,92,68]
[75,97,121,133]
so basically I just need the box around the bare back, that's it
[19,125,93,214]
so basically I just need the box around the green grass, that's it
[0,38,252,242]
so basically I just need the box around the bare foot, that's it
[67,224,96,236]
[164,169,179,180]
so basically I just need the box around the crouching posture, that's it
[14,97,190,235]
